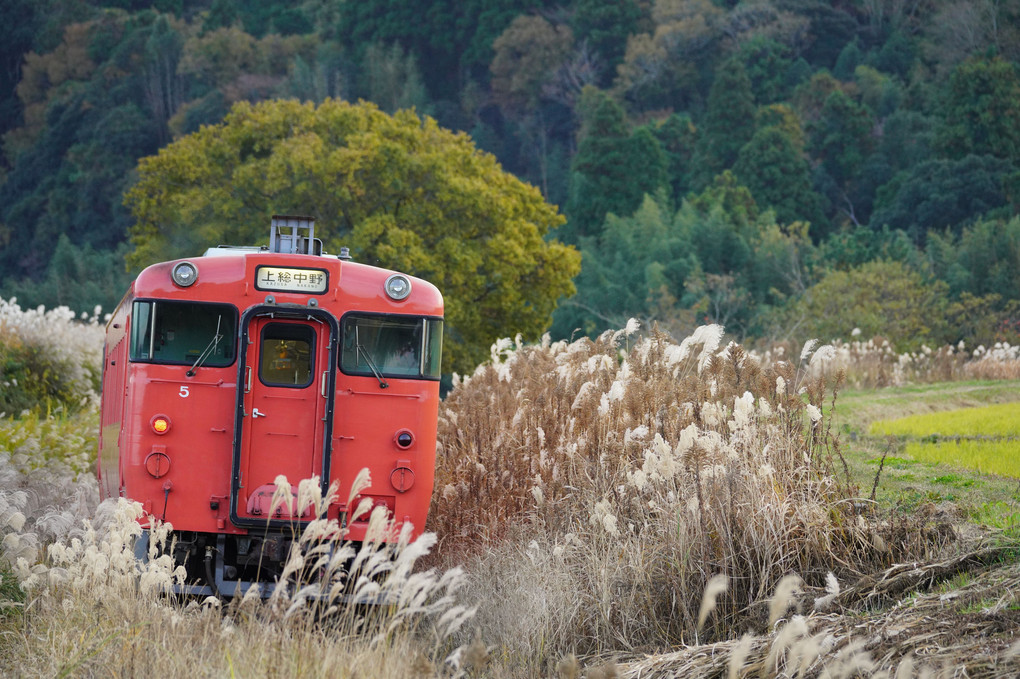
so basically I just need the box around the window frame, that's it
[129,299,239,368]
[339,312,443,381]
[257,322,316,389]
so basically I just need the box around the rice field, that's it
[870,402,1020,438]
[869,402,1020,479]
[902,440,1020,478]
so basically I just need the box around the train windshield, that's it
[340,314,442,380]
[130,300,237,367]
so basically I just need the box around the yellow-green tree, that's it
[790,260,950,349]
[124,98,580,373]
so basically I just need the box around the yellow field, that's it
[903,440,1020,478]
[870,402,1020,438]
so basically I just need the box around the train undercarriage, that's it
[134,528,343,598]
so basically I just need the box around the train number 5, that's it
[179,386,190,398]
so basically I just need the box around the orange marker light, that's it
[151,416,171,435]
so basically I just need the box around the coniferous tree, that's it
[691,58,756,190]
[649,113,697,205]
[733,125,825,230]
[565,88,666,240]
[201,0,238,34]
[571,0,643,84]
[809,89,875,227]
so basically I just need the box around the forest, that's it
[1,0,1019,354]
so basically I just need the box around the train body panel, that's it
[97,218,443,592]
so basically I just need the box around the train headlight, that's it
[151,415,171,435]
[394,429,414,449]
[171,261,198,287]
[384,274,411,300]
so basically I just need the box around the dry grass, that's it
[428,326,959,671]
[615,546,1020,678]
[753,336,1020,389]
[1,487,475,678]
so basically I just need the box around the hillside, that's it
[0,0,1019,363]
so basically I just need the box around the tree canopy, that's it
[4,0,1020,357]
[124,98,580,373]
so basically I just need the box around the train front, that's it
[97,217,444,596]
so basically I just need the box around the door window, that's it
[259,323,314,387]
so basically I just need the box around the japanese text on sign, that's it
[255,266,328,293]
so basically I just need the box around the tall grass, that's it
[0,298,104,413]
[4,298,1018,676]
[429,326,954,668]
[756,336,1020,388]
[1,477,476,678]
[0,297,474,677]
[0,410,99,570]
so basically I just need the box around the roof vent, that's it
[270,215,322,255]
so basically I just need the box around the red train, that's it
[97,216,443,596]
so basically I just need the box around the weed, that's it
[0,299,104,414]
[867,456,919,467]
[936,572,972,594]
[969,502,1020,537]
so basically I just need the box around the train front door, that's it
[231,308,337,526]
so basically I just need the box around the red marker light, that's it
[151,415,171,435]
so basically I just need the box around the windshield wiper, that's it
[187,315,223,377]
[356,343,389,389]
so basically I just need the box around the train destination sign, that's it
[255,266,329,293]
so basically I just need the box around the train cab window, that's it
[340,314,443,380]
[259,323,314,387]
[129,301,237,367]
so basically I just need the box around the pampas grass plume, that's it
[697,574,729,631]
[800,339,819,363]
[769,575,803,627]
[728,633,755,679]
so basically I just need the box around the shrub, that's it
[787,260,951,352]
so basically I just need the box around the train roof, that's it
[129,247,443,317]
[124,217,442,316]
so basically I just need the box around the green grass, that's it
[869,402,1020,438]
[0,406,97,475]
[0,562,25,611]
[836,380,1020,431]
[932,474,978,488]
[968,502,1020,538]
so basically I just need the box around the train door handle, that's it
[245,366,252,393]
[252,408,267,418]
[321,370,328,397]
